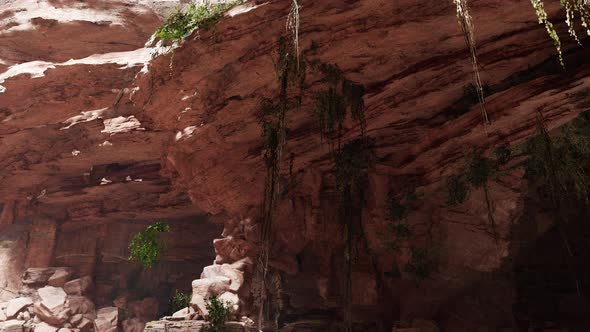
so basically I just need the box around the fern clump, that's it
[128,221,170,268]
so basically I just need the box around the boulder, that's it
[93,307,117,332]
[47,269,73,288]
[200,265,244,293]
[122,318,145,332]
[34,322,58,332]
[6,298,33,319]
[34,303,70,327]
[21,269,56,287]
[37,288,67,310]
[171,307,194,320]
[1,320,24,332]
[65,297,94,315]
[0,307,6,322]
[190,277,231,315]
[63,278,92,296]
[34,286,70,326]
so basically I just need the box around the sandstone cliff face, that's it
[1,0,590,331]
[0,0,220,315]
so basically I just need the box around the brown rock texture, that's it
[1,0,590,331]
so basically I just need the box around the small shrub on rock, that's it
[204,295,233,332]
[128,221,170,268]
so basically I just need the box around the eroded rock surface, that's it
[1,0,590,331]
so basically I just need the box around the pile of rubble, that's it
[0,268,125,332]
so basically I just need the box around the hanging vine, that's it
[309,60,372,332]
[531,0,590,67]
[452,0,490,128]
[287,0,301,67]
[253,36,304,331]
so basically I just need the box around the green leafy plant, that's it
[169,290,191,314]
[405,246,436,285]
[128,221,170,268]
[154,1,241,44]
[204,295,233,332]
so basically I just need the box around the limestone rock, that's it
[47,269,73,288]
[63,278,92,296]
[218,292,239,313]
[6,298,33,319]
[33,322,58,332]
[200,264,244,293]
[1,320,24,332]
[34,286,70,326]
[171,307,194,320]
[37,287,67,310]
[190,277,231,316]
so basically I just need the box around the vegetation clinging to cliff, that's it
[155,1,241,44]
[128,221,170,268]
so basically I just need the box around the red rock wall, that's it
[1,0,590,330]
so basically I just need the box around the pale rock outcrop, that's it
[63,278,92,297]
[34,287,70,326]
[171,307,194,320]
[201,264,244,293]
[0,304,6,321]
[5,298,32,320]
[190,277,231,316]
[0,320,24,332]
